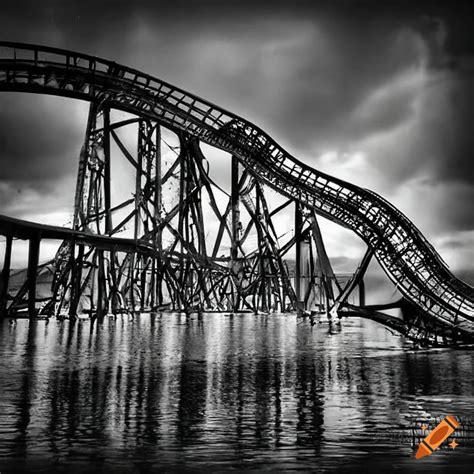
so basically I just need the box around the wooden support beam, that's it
[231,155,240,261]
[294,202,303,313]
[96,249,106,318]
[177,135,187,288]
[69,243,84,318]
[0,235,12,315]
[128,254,136,311]
[254,182,295,310]
[73,102,97,230]
[154,124,163,307]
[111,129,140,170]
[255,184,267,312]
[359,279,366,306]
[108,248,119,313]
[310,211,339,295]
[231,155,242,310]
[135,121,144,240]
[140,257,147,310]
[69,241,77,318]
[187,154,207,256]
[27,236,40,318]
[103,106,112,234]
[330,246,373,316]
[211,168,248,259]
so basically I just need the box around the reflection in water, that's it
[0,314,473,473]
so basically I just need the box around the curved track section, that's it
[0,42,472,338]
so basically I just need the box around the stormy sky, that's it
[0,0,473,287]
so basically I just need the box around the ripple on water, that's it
[0,314,472,472]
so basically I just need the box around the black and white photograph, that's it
[0,1,473,472]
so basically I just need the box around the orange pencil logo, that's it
[416,415,460,459]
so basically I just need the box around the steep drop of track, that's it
[0,42,472,338]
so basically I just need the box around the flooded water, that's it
[0,313,473,473]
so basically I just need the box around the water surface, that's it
[0,313,473,473]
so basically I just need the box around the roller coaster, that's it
[0,42,472,346]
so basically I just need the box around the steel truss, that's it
[0,42,473,346]
[21,103,304,316]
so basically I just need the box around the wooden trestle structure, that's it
[0,102,362,318]
[0,42,473,347]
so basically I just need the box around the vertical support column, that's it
[231,155,240,261]
[85,109,102,234]
[102,108,115,315]
[96,249,106,318]
[27,236,40,318]
[154,124,163,308]
[109,248,118,314]
[359,279,366,307]
[127,252,136,312]
[310,211,336,318]
[140,264,146,310]
[189,142,209,310]
[135,120,144,240]
[177,136,187,308]
[294,202,303,313]
[155,125,162,251]
[69,242,84,318]
[189,143,207,258]
[68,241,76,318]
[255,183,267,312]
[231,155,241,311]
[103,106,112,234]
[0,235,13,316]
[73,102,97,231]
[133,122,144,310]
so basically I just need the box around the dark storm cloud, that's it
[0,94,85,184]
[397,179,474,234]
[353,71,474,190]
[0,92,87,216]
[1,2,471,142]
[421,77,474,185]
